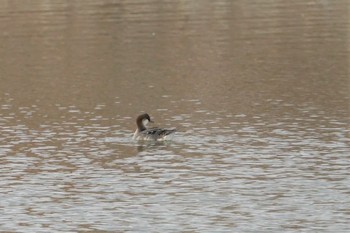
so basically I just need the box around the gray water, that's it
[0,1,349,232]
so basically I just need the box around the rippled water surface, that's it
[0,1,349,232]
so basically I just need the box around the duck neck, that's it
[136,119,146,131]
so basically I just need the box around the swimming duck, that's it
[133,113,176,141]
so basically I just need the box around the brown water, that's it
[0,1,349,232]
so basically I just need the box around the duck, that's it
[133,113,176,141]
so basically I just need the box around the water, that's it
[0,1,349,232]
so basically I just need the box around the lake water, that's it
[0,1,349,232]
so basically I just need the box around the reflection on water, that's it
[0,0,349,232]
